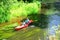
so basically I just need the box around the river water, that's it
[45,10,60,40]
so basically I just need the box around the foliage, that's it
[0,0,11,23]
[0,0,41,23]
[10,1,41,20]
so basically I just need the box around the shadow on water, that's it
[27,13,49,40]
[27,13,49,29]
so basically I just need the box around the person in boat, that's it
[22,18,30,25]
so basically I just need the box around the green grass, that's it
[0,23,18,40]
[7,27,45,40]
[0,23,47,40]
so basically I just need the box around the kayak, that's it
[15,20,33,31]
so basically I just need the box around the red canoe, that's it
[15,20,33,31]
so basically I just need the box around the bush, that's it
[0,0,41,23]
[0,0,11,23]
[10,1,41,19]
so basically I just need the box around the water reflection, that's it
[39,14,48,29]
[47,10,60,40]
[27,10,60,40]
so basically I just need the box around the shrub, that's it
[0,0,41,23]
